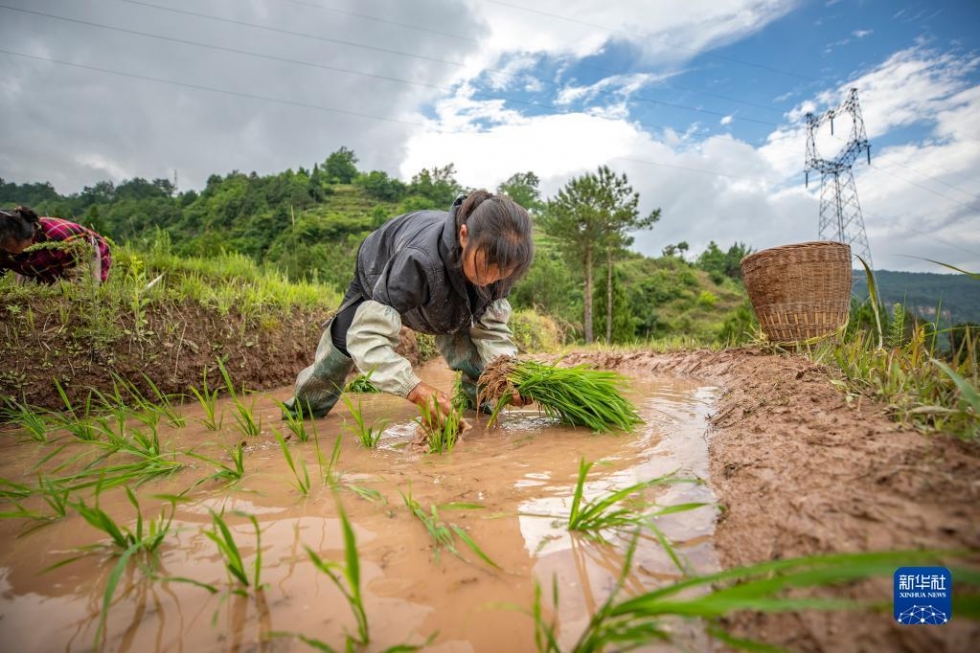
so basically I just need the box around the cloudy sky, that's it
[1,0,978,271]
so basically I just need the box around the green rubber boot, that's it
[283,326,354,420]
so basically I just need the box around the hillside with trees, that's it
[1,149,753,346]
[852,269,980,326]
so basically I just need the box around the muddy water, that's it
[0,362,720,652]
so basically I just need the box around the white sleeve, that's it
[346,300,422,398]
[470,298,519,366]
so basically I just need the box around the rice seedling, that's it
[521,537,971,652]
[416,396,463,454]
[205,509,263,592]
[3,399,51,442]
[52,380,99,441]
[567,458,703,542]
[341,394,386,449]
[303,498,369,647]
[313,423,343,487]
[399,487,500,570]
[217,359,262,438]
[186,442,246,486]
[52,453,184,492]
[48,484,178,648]
[137,372,186,428]
[479,356,642,433]
[6,475,73,533]
[345,373,381,393]
[0,477,34,503]
[276,399,309,443]
[274,429,311,496]
[188,367,224,431]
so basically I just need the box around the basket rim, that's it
[740,240,851,267]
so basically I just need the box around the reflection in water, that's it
[0,363,719,651]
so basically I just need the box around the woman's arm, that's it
[469,298,519,364]
[346,301,453,418]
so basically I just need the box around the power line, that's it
[0,46,795,188]
[273,0,476,44]
[0,48,425,127]
[117,0,464,67]
[279,0,786,119]
[4,2,782,136]
[866,163,980,213]
[115,0,780,127]
[882,159,980,201]
[863,209,980,259]
[6,4,972,207]
[0,4,449,92]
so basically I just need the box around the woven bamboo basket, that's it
[740,241,852,344]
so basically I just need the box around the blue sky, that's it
[1,0,978,271]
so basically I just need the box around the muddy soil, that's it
[0,298,427,411]
[565,347,980,653]
[1,347,978,652]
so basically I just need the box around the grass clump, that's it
[479,356,642,433]
[813,257,979,440]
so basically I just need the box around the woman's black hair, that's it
[452,190,533,291]
[0,206,39,245]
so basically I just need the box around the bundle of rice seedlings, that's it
[478,356,642,433]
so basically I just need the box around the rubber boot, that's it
[436,331,492,413]
[283,325,354,420]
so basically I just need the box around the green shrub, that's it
[510,309,560,353]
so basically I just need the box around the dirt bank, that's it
[0,297,427,411]
[563,348,980,652]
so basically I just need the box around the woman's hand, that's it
[511,389,533,407]
[407,381,454,427]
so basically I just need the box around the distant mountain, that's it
[852,270,980,325]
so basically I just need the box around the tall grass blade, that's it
[856,256,883,349]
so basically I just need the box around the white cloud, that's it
[720,115,734,125]
[407,42,980,272]
[852,29,873,38]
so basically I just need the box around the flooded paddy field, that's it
[0,361,720,652]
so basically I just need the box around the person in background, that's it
[283,190,534,425]
[0,206,112,284]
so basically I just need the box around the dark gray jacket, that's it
[353,200,509,335]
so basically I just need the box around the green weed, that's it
[814,259,980,440]
[522,539,971,652]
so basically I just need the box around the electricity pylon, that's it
[804,88,873,268]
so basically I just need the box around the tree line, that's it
[1,148,753,345]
